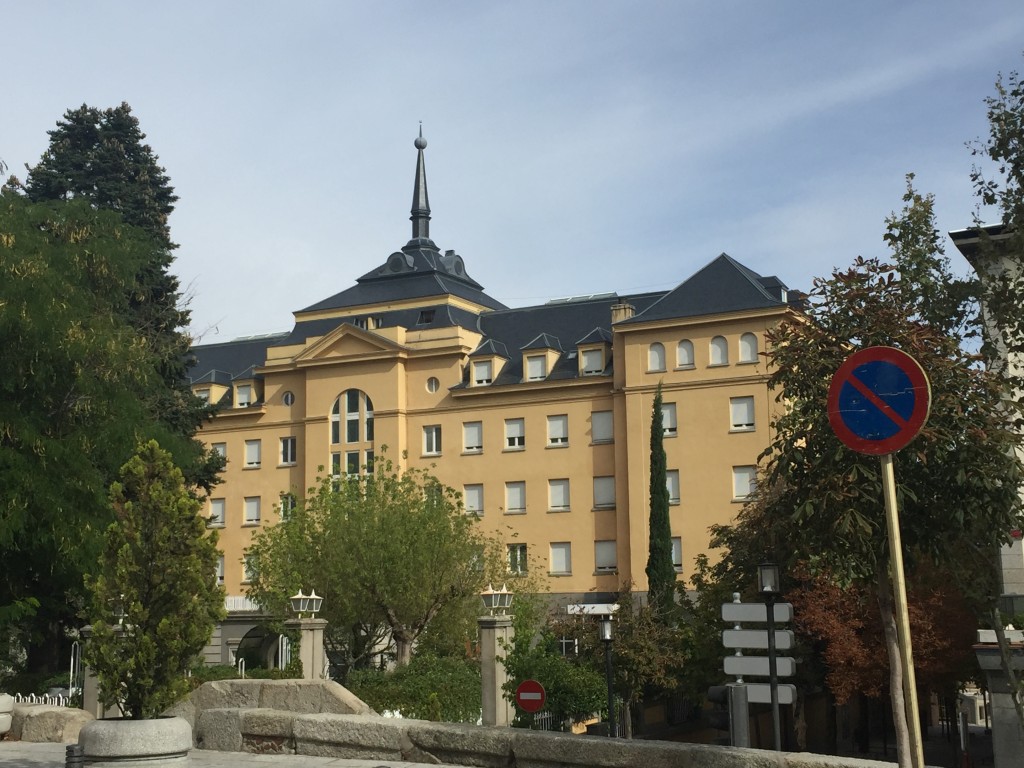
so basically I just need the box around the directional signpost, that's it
[828,346,930,768]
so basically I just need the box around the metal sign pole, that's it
[881,453,924,768]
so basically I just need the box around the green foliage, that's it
[501,628,606,729]
[347,654,481,722]
[84,441,225,719]
[247,451,489,668]
[646,384,676,621]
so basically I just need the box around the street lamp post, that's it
[758,563,782,751]
[599,616,616,738]
[285,589,327,680]
[479,584,514,727]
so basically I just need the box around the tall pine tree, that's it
[25,103,221,490]
[646,384,676,620]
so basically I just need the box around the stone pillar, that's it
[973,631,1024,768]
[284,618,328,680]
[79,625,120,719]
[478,614,514,727]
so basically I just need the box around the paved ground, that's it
[0,741,466,768]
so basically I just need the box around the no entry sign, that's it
[515,679,546,713]
[827,346,930,456]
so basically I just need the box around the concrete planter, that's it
[78,715,191,767]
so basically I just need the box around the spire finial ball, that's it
[414,135,427,150]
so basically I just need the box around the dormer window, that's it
[417,309,435,325]
[473,360,493,385]
[195,389,210,403]
[237,384,253,407]
[580,348,604,376]
[526,355,547,381]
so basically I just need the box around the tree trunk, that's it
[876,569,912,768]
[393,630,413,667]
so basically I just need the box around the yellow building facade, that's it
[190,135,800,663]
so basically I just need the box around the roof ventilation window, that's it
[417,309,436,325]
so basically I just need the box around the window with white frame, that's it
[212,442,226,458]
[671,537,683,572]
[209,498,225,527]
[331,452,342,478]
[648,342,666,372]
[463,421,483,453]
[558,637,579,657]
[595,540,617,573]
[677,339,695,368]
[346,451,359,476]
[237,384,252,407]
[463,484,484,516]
[330,398,341,444]
[666,470,680,505]
[345,390,360,443]
[244,439,261,468]
[279,493,296,519]
[732,465,757,500]
[365,449,375,474]
[710,335,729,365]
[280,436,297,465]
[661,402,677,436]
[244,496,261,525]
[593,476,615,509]
[547,415,568,446]
[216,554,225,586]
[505,418,525,449]
[507,543,528,574]
[423,425,442,455]
[592,410,613,444]
[549,542,572,575]
[739,332,758,363]
[505,481,526,514]
[730,396,755,431]
[581,348,604,375]
[472,360,493,385]
[548,479,570,511]
[526,355,547,381]
[196,389,210,403]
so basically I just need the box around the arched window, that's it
[710,336,729,366]
[330,389,375,476]
[648,342,666,372]
[676,339,694,368]
[739,333,758,363]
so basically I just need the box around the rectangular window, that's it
[212,442,227,458]
[464,484,484,516]
[581,348,603,375]
[196,389,210,403]
[331,452,342,477]
[505,481,526,514]
[547,415,568,446]
[244,496,261,525]
[592,410,613,444]
[346,417,359,443]
[595,540,617,573]
[559,637,578,657]
[730,396,755,431]
[364,449,375,474]
[671,537,683,572]
[666,470,680,505]
[507,543,528,574]
[209,498,225,527]
[216,555,225,586]
[463,421,483,453]
[505,418,525,449]
[346,451,360,476]
[237,384,252,407]
[548,479,570,511]
[244,439,261,468]
[549,542,572,575]
[279,493,296,519]
[526,355,546,381]
[242,554,256,584]
[661,402,678,436]
[732,465,757,500]
[423,425,442,455]
[593,476,615,509]
[472,360,493,385]
[280,436,297,465]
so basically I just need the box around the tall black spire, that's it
[410,125,431,242]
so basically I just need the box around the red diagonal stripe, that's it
[846,373,909,430]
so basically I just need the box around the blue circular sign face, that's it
[827,347,930,455]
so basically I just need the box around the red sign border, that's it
[514,679,546,713]
[827,346,930,456]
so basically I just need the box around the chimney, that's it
[611,302,635,324]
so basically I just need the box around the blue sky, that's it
[5,1,1024,342]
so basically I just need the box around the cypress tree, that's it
[646,384,676,620]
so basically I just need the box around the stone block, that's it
[196,679,263,711]
[11,704,93,743]
[195,707,242,752]
[406,720,513,767]
[319,680,377,715]
[240,707,295,738]
[293,713,408,760]
[786,753,894,768]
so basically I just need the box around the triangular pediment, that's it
[293,323,405,363]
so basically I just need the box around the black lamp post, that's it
[599,616,616,737]
[758,563,782,751]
